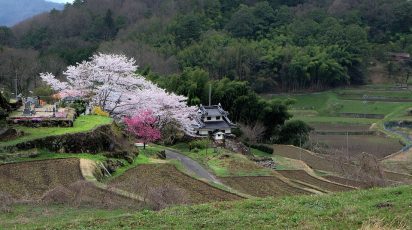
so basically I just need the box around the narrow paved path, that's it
[165,149,221,184]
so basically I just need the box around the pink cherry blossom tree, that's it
[40,53,197,135]
[124,110,161,149]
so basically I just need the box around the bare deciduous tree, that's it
[239,122,266,143]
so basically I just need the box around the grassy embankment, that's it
[1,185,411,229]
[0,115,113,147]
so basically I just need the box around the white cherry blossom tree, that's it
[40,53,197,134]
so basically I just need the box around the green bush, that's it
[248,144,273,154]
[70,100,87,116]
[189,139,209,150]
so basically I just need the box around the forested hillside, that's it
[0,0,63,26]
[0,0,411,94]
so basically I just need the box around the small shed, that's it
[213,131,225,141]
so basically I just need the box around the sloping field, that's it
[109,164,241,204]
[273,145,338,172]
[310,134,402,158]
[383,171,412,184]
[273,145,411,185]
[0,159,142,208]
[278,170,353,192]
[219,176,311,197]
[207,154,273,177]
[323,175,370,189]
[0,159,83,199]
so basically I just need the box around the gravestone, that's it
[23,102,33,116]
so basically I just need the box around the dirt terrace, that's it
[0,158,142,208]
[278,170,354,192]
[219,176,310,198]
[310,134,402,159]
[0,158,83,199]
[109,164,241,204]
[323,175,370,189]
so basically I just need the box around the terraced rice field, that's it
[219,176,310,197]
[323,175,369,189]
[109,164,241,204]
[278,170,353,192]
[273,145,338,172]
[310,134,402,159]
[0,158,141,208]
[310,123,372,133]
[272,145,412,184]
[0,159,83,199]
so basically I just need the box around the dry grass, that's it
[360,219,407,230]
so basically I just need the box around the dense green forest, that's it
[0,0,411,94]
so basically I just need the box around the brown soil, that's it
[383,171,412,184]
[109,164,241,204]
[0,159,84,199]
[278,170,353,192]
[273,145,338,172]
[309,134,402,159]
[274,145,412,185]
[41,181,142,209]
[219,176,310,198]
[0,159,142,208]
[323,175,370,188]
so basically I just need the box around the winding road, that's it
[165,149,221,184]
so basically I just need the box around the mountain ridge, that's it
[0,0,63,26]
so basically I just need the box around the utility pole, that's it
[209,84,212,106]
[14,71,18,100]
[346,131,349,160]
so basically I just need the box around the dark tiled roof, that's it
[199,121,231,129]
[204,108,223,116]
[199,105,228,116]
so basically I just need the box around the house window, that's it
[207,117,211,120]
[216,116,221,120]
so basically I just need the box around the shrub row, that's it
[248,144,273,154]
